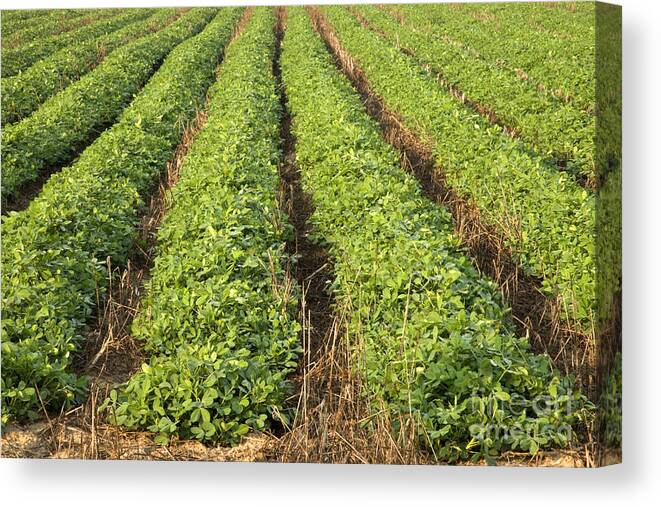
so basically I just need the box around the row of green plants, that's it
[0,8,216,205]
[353,5,595,185]
[3,8,113,49]
[0,7,243,425]
[390,3,595,114]
[593,5,622,451]
[596,170,622,333]
[595,4,622,333]
[1,9,54,23]
[1,9,95,39]
[462,2,595,61]
[2,8,183,125]
[320,6,598,333]
[2,9,136,77]
[280,7,589,461]
[596,3,622,187]
[104,8,302,446]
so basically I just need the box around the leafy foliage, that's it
[2,9,110,49]
[354,4,595,183]
[281,7,590,462]
[595,3,622,331]
[0,8,216,205]
[1,9,139,77]
[1,9,55,26]
[596,169,621,330]
[391,2,596,113]
[320,6,597,332]
[104,9,301,445]
[1,9,96,39]
[1,7,243,424]
[1,9,186,124]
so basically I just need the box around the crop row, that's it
[1,9,139,77]
[281,7,587,461]
[596,3,622,187]
[2,9,183,125]
[461,2,595,56]
[428,2,595,105]
[389,3,595,114]
[318,6,597,333]
[596,169,621,333]
[1,9,95,39]
[105,8,301,445]
[595,4,622,333]
[0,7,243,424]
[1,9,52,23]
[3,9,113,49]
[352,5,595,185]
[0,8,216,205]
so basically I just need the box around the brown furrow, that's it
[269,7,429,465]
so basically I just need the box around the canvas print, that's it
[0,2,622,467]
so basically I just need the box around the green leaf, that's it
[529,440,539,455]
[154,434,169,446]
[494,391,511,402]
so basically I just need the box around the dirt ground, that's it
[1,415,594,467]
